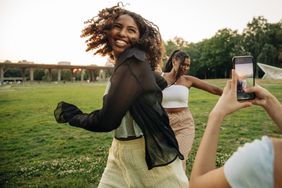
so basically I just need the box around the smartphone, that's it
[232,56,256,101]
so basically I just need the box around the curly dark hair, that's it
[164,50,190,80]
[81,2,164,70]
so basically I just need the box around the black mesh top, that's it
[54,47,183,169]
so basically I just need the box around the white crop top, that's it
[162,85,189,108]
[224,136,273,188]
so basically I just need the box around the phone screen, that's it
[233,56,255,100]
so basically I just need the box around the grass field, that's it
[1,79,282,187]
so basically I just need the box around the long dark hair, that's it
[81,2,164,70]
[164,50,190,80]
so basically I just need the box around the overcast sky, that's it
[0,0,281,65]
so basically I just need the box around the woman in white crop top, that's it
[161,50,223,172]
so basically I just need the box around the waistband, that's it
[113,136,145,149]
[166,108,190,114]
[115,135,143,141]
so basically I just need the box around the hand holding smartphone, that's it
[232,56,256,101]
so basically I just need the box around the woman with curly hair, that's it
[54,3,188,188]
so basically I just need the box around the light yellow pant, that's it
[98,137,188,188]
[168,108,195,171]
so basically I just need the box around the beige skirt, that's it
[98,137,188,188]
[167,108,195,171]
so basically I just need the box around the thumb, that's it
[238,101,253,109]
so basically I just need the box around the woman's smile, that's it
[109,14,140,57]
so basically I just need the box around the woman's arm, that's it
[245,86,282,187]
[187,76,223,96]
[245,86,282,129]
[55,58,148,132]
[153,71,168,90]
[190,113,230,188]
[190,70,252,188]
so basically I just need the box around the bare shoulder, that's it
[178,75,193,87]
[184,75,200,81]
[183,75,204,85]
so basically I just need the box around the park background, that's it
[1,0,282,187]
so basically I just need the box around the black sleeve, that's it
[54,58,146,132]
[153,72,168,90]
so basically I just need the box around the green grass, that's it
[1,79,281,187]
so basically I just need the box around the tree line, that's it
[164,16,282,79]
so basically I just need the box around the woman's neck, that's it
[164,71,178,86]
[168,69,178,78]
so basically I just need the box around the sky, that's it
[0,0,281,66]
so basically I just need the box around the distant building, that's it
[18,60,34,64]
[57,61,71,65]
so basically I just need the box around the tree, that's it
[183,43,202,77]
[242,16,282,77]
[264,20,282,67]
[172,37,188,49]
[196,29,241,78]
[163,16,282,79]
[242,16,271,62]
[164,40,179,55]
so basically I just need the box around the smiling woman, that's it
[54,3,188,188]
[109,14,140,57]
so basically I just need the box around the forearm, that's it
[192,77,223,96]
[208,84,223,96]
[214,87,223,96]
[263,95,282,130]
[191,111,224,178]
[68,111,121,132]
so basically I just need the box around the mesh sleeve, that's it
[54,57,147,132]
